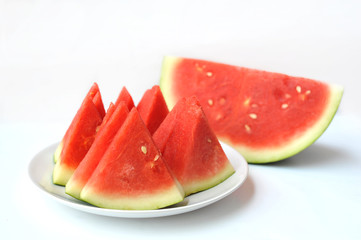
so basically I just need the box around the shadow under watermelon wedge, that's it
[160,56,343,163]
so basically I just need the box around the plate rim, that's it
[28,142,248,218]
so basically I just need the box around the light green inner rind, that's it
[53,141,63,163]
[80,184,185,210]
[65,180,83,200]
[160,56,181,110]
[160,56,344,164]
[52,157,75,186]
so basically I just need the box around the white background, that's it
[1,0,361,239]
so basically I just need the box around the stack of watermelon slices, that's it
[53,84,235,210]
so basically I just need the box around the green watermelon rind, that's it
[224,84,343,163]
[53,159,76,186]
[184,161,235,195]
[160,56,344,164]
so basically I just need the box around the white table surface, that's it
[1,1,361,239]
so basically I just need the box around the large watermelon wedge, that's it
[160,56,343,163]
[65,102,129,200]
[153,96,235,196]
[80,108,184,210]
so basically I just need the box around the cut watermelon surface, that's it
[53,96,104,185]
[65,102,129,200]
[95,103,116,134]
[160,56,343,163]
[92,92,106,119]
[137,85,169,135]
[53,83,105,185]
[115,86,135,111]
[80,108,185,210]
[53,83,104,163]
[153,96,235,196]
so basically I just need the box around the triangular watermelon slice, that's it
[80,108,184,210]
[65,102,129,200]
[53,83,105,186]
[160,56,344,163]
[153,96,235,196]
[53,83,105,163]
[115,86,135,110]
[96,85,134,134]
[137,85,169,135]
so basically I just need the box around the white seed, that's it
[154,154,159,161]
[208,99,214,106]
[206,72,213,77]
[249,113,257,119]
[281,103,289,109]
[285,93,291,99]
[215,113,223,121]
[207,138,212,143]
[244,124,251,133]
[296,86,302,93]
[243,97,251,106]
[305,90,311,95]
[141,146,147,154]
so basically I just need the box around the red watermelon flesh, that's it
[53,95,104,186]
[92,91,106,119]
[115,86,135,110]
[80,108,184,210]
[53,83,105,163]
[96,103,116,134]
[160,56,343,163]
[153,96,235,196]
[65,102,129,200]
[137,85,169,135]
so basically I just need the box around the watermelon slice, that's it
[115,86,135,110]
[80,108,184,210]
[153,96,235,196]
[65,102,129,200]
[53,84,105,185]
[160,56,344,163]
[53,83,105,163]
[137,85,169,135]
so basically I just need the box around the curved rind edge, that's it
[159,56,344,164]
[228,84,344,163]
[184,161,235,196]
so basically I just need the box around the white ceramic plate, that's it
[28,142,248,218]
